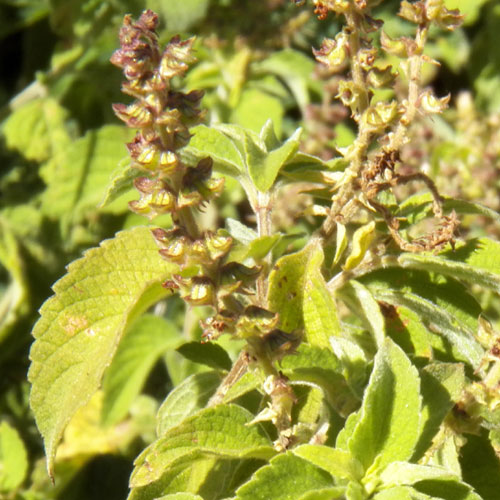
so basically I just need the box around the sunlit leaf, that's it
[0,422,28,492]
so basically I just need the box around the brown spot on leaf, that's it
[61,315,88,336]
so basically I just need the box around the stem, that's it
[255,190,272,306]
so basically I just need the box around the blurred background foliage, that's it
[0,0,499,498]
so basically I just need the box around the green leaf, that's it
[372,486,430,500]
[413,363,465,461]
[380,462,458,487]
[341,280,385,348]
[99,159,140,209]
[235,453,334,500]
[333,222,348,265]
[293,445,364,482]
[268,238,318,332]
[231,88,284,137]
[245,127,301,192]
[40,125,135,218]
[131,404,275,487]
[348,338,422,474]
[360,269,484,367]
[29,226,176,476]
[399,239,500,294]
[414,479,483,500]
[151,0,210,31]
[3,97,72,162]
[176,341,232,371]
[225,218,258,245]
[182,125,245,178]
[253,49,316,111]
[101,314,181,427]
[298,488,346,500]
[157,371,223,436]
[302,242,341,348]
[344,221,376,270]
[0,422,28,492]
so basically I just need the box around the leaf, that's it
[414,479,483,500]
[399,238,500,294]
[0,422,28,492]
[268,238,319,332]
[154,494,204,500]
[253,49,316,111]
[231,88,284,137]
[333,222,348,265]
[372,486,430,500]
[29,226,176,476]
[153,0,210,31]
[360,269,484,367]
[293,445,364,482]
[101,314,181,427]
[130,404,275,487]
[380,462,458,487]
[302,242,341,348]
[176,341,232,371]
[157,371,223,436]
[244,126,301,192]
[3,97,72,162]
[225,218,258,245]
[99,158,141,209]
[40,125,135,218]
[348,338,422,474]
[344,221,376,270]
[235,453,334,500]
[341,280,385,348]
[413,363,465,461]
[298,488,346,500]
[182,125,245,178]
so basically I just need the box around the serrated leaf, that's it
[302,242,341,348]
[360,269,484,367]
[101,314,181,427]
[399,238,500,294]
[348,338,421,474]
[131,404,275,487]
[29,226,176,476]
[268,238,317,332]
[235,453,334,500]
[3,97,72,162]
[293,445,364,482]
[182,125,245,178]
[380,462,458,487]
[157,371,223,436]
[99,158,140,209]
[244,127,301,192]
[0,422,28,492]
[344,221,376,270]
[176,341,232,371]
[40,125,135,218]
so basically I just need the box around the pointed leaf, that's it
[333,222,348,265]
[99,159,141,209]
[157,371,223,436]
[182,125,245,178]
[101,314,181,427]
[235,453,334,500]
[344,221,376,270]
[176,341,232,371]
[293,445,364,481]
[29,226,176,476]
[245,128,301,192]
[131,404,275,487]
[348,338,422,473]
[225,218,258,245]
[303,243,341,347]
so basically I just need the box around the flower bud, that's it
[362,101,399,133]
[398,0,426,24]
[367,65,396,89]
[419,90,450,114]
[205,231,233,260]
[184,276,215,306]
[313,32,349,68]
[380,31,415,58]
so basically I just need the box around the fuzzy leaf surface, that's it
[348,338,421,474]
[235,453,334,500]
[303,242,341,348]
[131,404,275,487]
[29,226,175,476]
[157,371,223,436]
